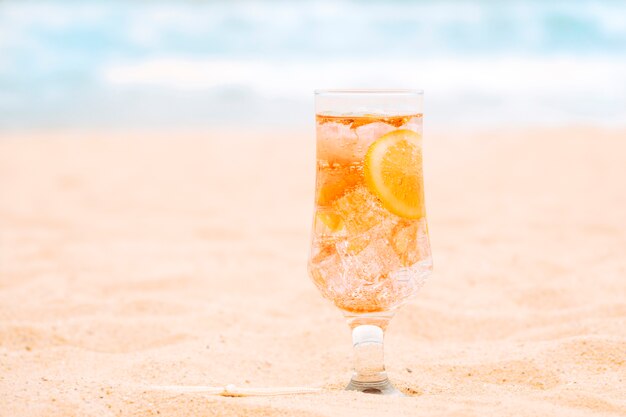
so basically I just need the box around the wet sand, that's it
[0,127,625,416]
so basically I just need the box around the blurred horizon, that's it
[1,0,626,131]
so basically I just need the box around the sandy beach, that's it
[1,127,625,416]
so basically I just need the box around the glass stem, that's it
[343,313,401,395]
[350,324,388,386]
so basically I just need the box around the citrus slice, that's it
[364,130,425,219]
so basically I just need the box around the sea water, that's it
[0,0,625,130]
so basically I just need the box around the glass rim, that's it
[314,88,423,96]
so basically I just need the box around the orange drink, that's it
[309,113,432,313]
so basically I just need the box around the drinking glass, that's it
[308,89,432,395]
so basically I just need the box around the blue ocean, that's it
[1,0,625,130]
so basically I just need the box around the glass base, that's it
[346,377,404,396]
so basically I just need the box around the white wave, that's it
[101,55,626,97]
[100,55,626,126]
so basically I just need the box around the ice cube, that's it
[316,122,360,164]
[310,229,425,313]
[332,186,389,235]
[389,258,432,294]
[308,246,344,300]
[353,122,397,159]
[401,116,423,133]
[313,209,346,238]
[389,218,431,266]
[339,234,403,284]
[335,214,396,255]
[316,120,402,164]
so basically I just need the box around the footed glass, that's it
[308,89,432,395]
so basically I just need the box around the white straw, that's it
[145,384,323,397]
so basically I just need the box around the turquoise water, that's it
[1,0,625,129]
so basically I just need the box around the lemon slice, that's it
[364,130,425,219]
